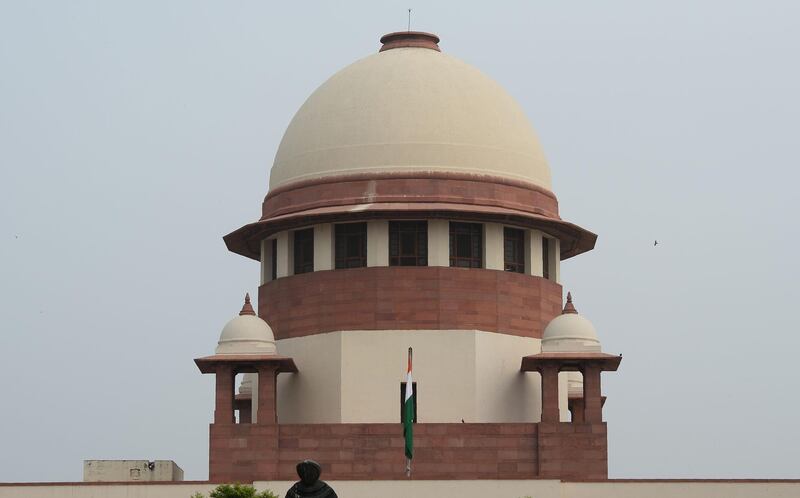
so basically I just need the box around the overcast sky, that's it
[1,0,799,482]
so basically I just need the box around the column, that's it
[276,231,291,278]
[582,364,603,423]
[314,224,333,271]
[428,219,450,266]
[569,398,585,423]
[367,220,389,267]
[483,223,504,270]
[214,365,235,425]
[552,238,561,283]
[526,230,544,277]
[237,399,252,424]
[257,365,279,425]
[540,364,560,423]
[260,239,276,284]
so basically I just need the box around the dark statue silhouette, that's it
[285,460,338,498]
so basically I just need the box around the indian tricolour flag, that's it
[404,347,414,475]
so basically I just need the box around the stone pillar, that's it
[236,398,252,424]
[568,398,585,423]
[582,364,603,423]
[428,219,450,267]
[367,221,389,267]
[483,223,504,270]
[257,365,278,425]
[526,230,544,277]
[260,239,271,285]
[214,365,235,425]
[552,237,561,283]
[540,364,560,423]
[276,231,291,278]
[314,224,333,271]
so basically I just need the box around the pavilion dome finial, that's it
[215,293,276,355]
[542,292,601,353]
[240,293,256,316]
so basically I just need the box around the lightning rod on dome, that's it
[408,8,412,31]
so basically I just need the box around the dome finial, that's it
[563,292,578,314]
[239,293,256,316]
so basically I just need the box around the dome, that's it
[541,293,601,353]
[269,32,552,191]
[216,294,277,355]
[238,373,255,396]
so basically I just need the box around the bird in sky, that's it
[654,240,658,246]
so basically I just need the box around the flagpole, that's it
[404,347,413,478]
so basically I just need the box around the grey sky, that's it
[1,0,799,482]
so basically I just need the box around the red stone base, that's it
[209,422,607,482]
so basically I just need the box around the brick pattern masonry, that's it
[261,173,560,221]
[259,266,563,340]
[209,422,607,482]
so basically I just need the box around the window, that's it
[449,222,483,268]
[335,223,367,269]
[389,221,428,266]
[293,228,314,275]
[542,237,550,280]
[504,227,525,273]
[270,239,277,280]
[400,382,417,424]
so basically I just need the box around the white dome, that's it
[239,373,255,396]
[269,36,551,190]
[541,294,601,353]
[216,294,277,355]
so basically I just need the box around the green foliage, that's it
[191,483,278,498]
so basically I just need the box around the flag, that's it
[403,347,414,462]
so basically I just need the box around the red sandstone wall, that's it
[209,422,606,482]
[261,173,560,221]
[259,267,563,340]
[538,423,608,480]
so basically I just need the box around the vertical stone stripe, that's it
[582,365,603,423]
[540,365,560,423]
[257,366,278,425]
[214,365,235,425]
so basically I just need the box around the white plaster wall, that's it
[278,330,545,424]
[313,224,333,271]
[367,220,389,267]
[474,332,542,423]
[561,481,800,498]
[276,332,342,422]
[484,223,504,270]
[83,460,182,482]
[428,220,449,266]
[6,480,800,498]
[339,330,477,423]
[0,484,218,498]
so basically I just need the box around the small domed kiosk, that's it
[522,293,620,423]
[216,294,277,355]
[195,294,296,427]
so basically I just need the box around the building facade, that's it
[3,28,800,498]
[195,31,620,483]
